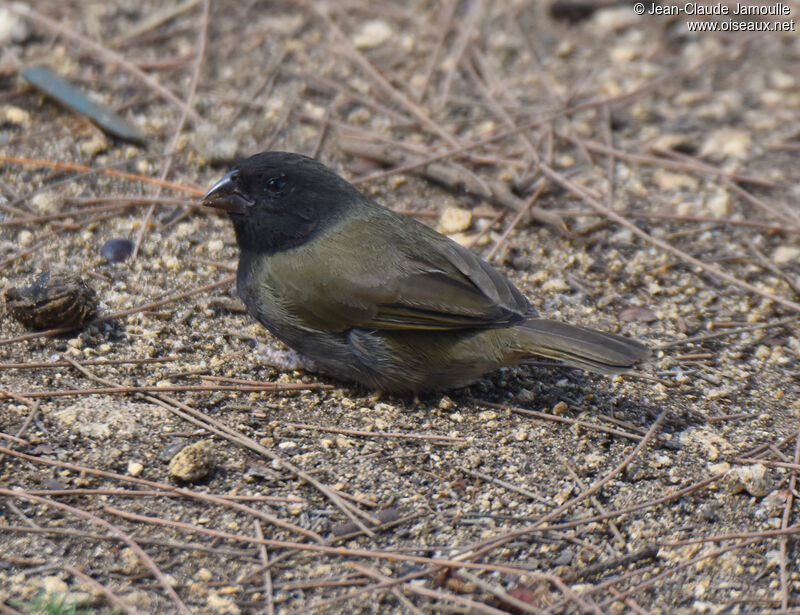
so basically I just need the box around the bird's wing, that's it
[263,214,531,332]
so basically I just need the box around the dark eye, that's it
[266,176,287,194]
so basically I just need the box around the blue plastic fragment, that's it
[23,66,146,143]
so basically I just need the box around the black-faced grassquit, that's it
[203,152,649,392]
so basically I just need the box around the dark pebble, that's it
[101,238,134,263]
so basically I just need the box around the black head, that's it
[202,152,360,254]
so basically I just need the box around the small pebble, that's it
[653,169,699,192]
[30,191,60,214]
[437,207,473,235]
[772,246,800,265]
[127,460,144,477]
[0,7,31,44]
[700,128,751,159]
[1,104,30,126]
[618,306,658,323]
[168,440,216,483]
[353,20,392,49]
[101,238,134,263]
[17,229,33,247]
[728,463,774,497]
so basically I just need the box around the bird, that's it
[202,151,649,393]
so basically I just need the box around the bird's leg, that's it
[257,344,318,373]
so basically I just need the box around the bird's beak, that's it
[201,171,253,215]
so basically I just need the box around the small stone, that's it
[80,133,110,158]
[618,306,658,323]
[168,440,216,483]
[729,463,774,497]
[772,246,800,265]
[437,207,472,235]
[556,154,575,168]
[123,590,152,609]
[38,576,68,595]
[207,591,241,615]
[513,428,528,442]
[118,547,142,574]
[700,501,721,521]
[650,133,690,151]
[653,169,699,192]
[556,40,574,57]
[449,232,489,247]
[195,568,213,582]
[101,238,134,263]
[30,191,61,214]
[127,460,144,477]
[609,44,639,62]
[541,278,569,292]
[0,7,31,44]
[207,238,224,254]
[1,104,30,125]
[552,401,568,415]
[17,230,34,247]
[335,435,354,449]
[770,70,795,90]
[707,189,730,217]
[438,396,455,411]
[700,128,751,159]
[353,20,392,49]
[708,462,730,476]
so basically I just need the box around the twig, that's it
[556,452,624,546]
[3,525,258,558]
[132,0,209,261]
[253,521,276,615]
[483,401,645,442]
[455,569,545,615]
[655,316,800,349]
[460,468,548,503]
[0,382,326,399]
[0,154,204,196]
[26,488,302,504]
[109,0,202,46]
[0,357,177,370]
[778,435,798,612]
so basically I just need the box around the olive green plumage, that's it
[203,152,649,392]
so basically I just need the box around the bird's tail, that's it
[515,319,650,374]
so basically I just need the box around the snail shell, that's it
[4,271,97,331]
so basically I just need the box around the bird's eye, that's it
[266,176,287,194]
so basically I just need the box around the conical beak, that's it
[201,171,253,215]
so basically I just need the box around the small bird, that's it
[203,152,649,392]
